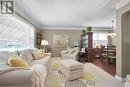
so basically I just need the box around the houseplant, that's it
[87,26,92,32]
[82,29,86,34]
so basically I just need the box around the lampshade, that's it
[41,40,48,45]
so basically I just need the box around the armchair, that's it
[61,47,79,60]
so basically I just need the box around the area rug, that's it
[45,58,124,87]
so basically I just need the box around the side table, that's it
[45,52,52,57]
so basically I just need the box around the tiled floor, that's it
[92,58,116,77]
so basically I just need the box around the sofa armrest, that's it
[0,69,33,85]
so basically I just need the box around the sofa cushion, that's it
[20,50,34,65]
[0,69,32,85]
[32,56,51,67]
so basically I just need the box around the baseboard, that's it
[115,75,126,82]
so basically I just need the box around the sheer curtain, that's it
[93,32,108,47]
[0,16,34,51]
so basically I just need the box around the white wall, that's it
[116,3,130,79]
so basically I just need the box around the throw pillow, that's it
[20,50,34,65]
[32,49,46,60]
[7,57,29,67]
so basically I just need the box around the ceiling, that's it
[15,0,122,29]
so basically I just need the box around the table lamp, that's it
[41,40,48,52]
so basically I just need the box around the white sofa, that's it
[0,49,52,87]
[124,75,130,87]
[61,47,79,60]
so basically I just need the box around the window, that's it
[0,16,34,51]
[93,32,108,46]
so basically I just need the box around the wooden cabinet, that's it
[81,32,93,48]
[87,48,102,62]
[80,32,93,62]
[36,32,42,49]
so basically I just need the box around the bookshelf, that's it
[36,32,42,49]
[79,32,93,62]
[81,32,93,48]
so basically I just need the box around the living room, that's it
[0,0,130,87]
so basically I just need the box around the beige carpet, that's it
[45,57,124,87]
[84,63,124,87]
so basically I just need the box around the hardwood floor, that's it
[92,58,116,77]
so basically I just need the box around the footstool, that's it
[59,59,84,80]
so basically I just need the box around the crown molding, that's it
[40,26,111,30]
[15,7,41,28]
[115,0,130,10]
[40,26,83,30]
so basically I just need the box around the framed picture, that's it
[53,34,69,47]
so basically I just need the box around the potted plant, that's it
[82,29,86,34]
[87,26,92,32]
